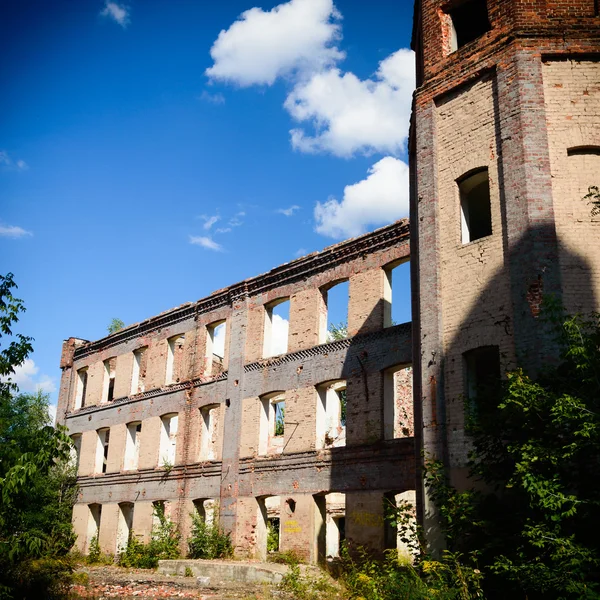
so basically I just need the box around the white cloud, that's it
[189,235,224,251]
[285,49,415,156]
[228,215,244,227]
[199,91,226,105]
[49,403,57,424]
[202,215,221,230]
[0,224,32,238]
[8,359,57,394]
[215,227,232,234]
[277,205,301,216]
[206,0,344,87]
[0,150,28,171]
[271,314,289,356]
[314,156,409,239]
[294,247,307,257]
[100,1,130,28]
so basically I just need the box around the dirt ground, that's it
[69,565,283,600]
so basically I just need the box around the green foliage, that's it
[280,558,341,600]
[327,322,348,342]
[184,567,193,578]
[0,273,78,598]
[274,405,285,436]
[107,318,125,335]
[267,519,280,553]
[187,512,233,559]
[118,506,181,569]
[85,536,113,565]
[425,309,600,599]
[340,546,483,600]
[584,185,600,217]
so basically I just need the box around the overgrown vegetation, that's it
[118,505,181,569]
[187,512,233,559]
[0,273,78,599]
[267,519,280,553]
[327,322,348,342]
[425,306,600,599]
[107,318,125,335]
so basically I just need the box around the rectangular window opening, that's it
[71,434,82,473]
[87,504,102,554]
[323,281,349,343]
[316,381,346,449]
[448,0,490,52]
[460,168,492,243]
[103,358,116,403]
[194,498,217,526]
[95,428,110,474]
[259,393,285,455]
[464,346,501,405]
[383,261,411,328]
[384,365,414,440]
[263,299,289,358]
[200,404,220,461]
[116,502,134,554]
[166,334,185,385]
[206,321,226,377]
[75,368,88,409]
[159,413,178,467]
[131,347,148,395]
[124,422,142,471]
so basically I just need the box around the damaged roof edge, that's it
[71,218,410,360]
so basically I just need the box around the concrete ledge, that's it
[157,559,288,584]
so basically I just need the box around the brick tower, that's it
[409,0,600,544]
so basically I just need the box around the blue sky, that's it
[1,0,414,413]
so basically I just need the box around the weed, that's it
[187,513,233,559]
[184,567,193,578]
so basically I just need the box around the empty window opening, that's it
[152,500,173,530]
[383,261,411,327]
[259,393,285,455]
[256,496,281,559]
[87,504,102,554]
[263,299,289,358]
[131,347,148,395]
[102,358,116,403]
[325,493,345,559]
[464,346,501,406]
[383,365,414,440]
[322,280,349,343]
[116,502,134,554]
[165,334,185,385]
[384,491,418,560]
[75,367,88,409]
[193,498,217,526]
[124,422,142,471]
[206,321,226,377]
[459,168,492,243]
[71,434,82,472]
[448,0,490,52]
[159,413,178,467]
[200,404,220,461]
[316,381,346,449]
[95,428,110,474]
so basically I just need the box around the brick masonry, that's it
[411,0,600,544]
[59,220,415,561]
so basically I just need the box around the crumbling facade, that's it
[57,220,415,562]
[410,0,600,542]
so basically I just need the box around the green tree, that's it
[327,321,348,341]
[107,318,125,334]
[0,273,77,599]
[426,307,600,599]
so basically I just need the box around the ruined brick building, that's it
[410,0,600,542]
[57,0,600,562]
[57,221,415,561]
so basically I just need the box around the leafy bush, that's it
[425,308,600,599]
[187,513,233,559]
[267,519,280,554]
[339,545,483,600]
[118,507,181,569]
[85,536,113,566]
[280,559,341,600]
